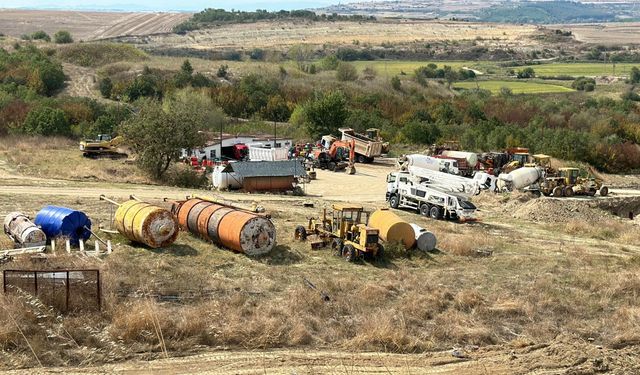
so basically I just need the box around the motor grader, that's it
[294,204,383,262]
[540,167,608,197]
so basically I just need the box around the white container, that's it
[409,223,437,251]
[498,167,542,191]
[441,150,478,167]
[212,165,243,190]
[249,146,288,161]
[400,154,458,175]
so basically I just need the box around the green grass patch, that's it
[518,63,638,77]
[58,43,148,67]
[350,60,491,77]
[454,80,574,94]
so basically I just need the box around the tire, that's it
[389,194,399,209]
[563,186,574,197]
[328,162,336,172]
[430,205,443,220]
[552,186,564,197]
[294,225,307,241]
[343,244,356,262]
[331,238,343,256]
[375,244,384,261]
[356,154,367,164]
[599,186,609,197]
[420,203,430,216]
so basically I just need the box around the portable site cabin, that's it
[221,160,307,192]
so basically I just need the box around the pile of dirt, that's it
[510,198,612,223]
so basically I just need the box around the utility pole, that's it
[273,120,277,148]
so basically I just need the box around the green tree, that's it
[22,107,70,136]
[391,76,402,91]
[517,67,535,79]
[401,121,440,144]
[320,54,339,70]
[119,96,207,179]
[262,95,291,122]
[336,62,358,81]
[630,67,640,84]
[54,30,73,44]
[303,91,348,138]
[180,59,194,75]
[99,77,113,98]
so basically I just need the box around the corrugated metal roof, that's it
[225,160,307,178]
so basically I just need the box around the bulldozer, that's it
[79,134,127,159]
[540,167,608,197]
[294,204,383,262]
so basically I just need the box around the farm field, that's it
[518,62,637,77]
[455,80,574,94]
[350,60,488,77]
[558,22,640,45]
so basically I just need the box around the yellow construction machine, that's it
[540,167,608,197]
[294,203,383,262]
[79,134,127,159]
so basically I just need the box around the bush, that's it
[336,62,358,81]
[22,107,70,136]
[320,55,339,70]
[401,121,440,144]
[517,67,535,79]
[31,31,50,42]
[99,77,113,98]
[630,67,640,84]
[57,43,147,67]
[572,77,596,91]
[217,64,229,78]
[249,48,265,60]
[54,30,73,44]
[391,76,402,91]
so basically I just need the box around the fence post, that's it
[65,239,71,253]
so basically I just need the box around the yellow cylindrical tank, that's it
[369,209,416,249]
[114,200,178,248]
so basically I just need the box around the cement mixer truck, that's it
[497,167,544,193]
[386,171,477,221]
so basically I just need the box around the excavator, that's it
[311,138,356,174]
[79,134,127,159]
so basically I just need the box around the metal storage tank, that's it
[212,165,243,190]
[174,198,275,256]
[409,223,437,252]
[111,198,178,248]
[3,212,46,247]
[441,150,479,166]
[369,209,416,249]
[34,206,91,246]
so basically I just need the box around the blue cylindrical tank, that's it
[34,206,92,245]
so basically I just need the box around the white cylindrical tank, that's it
[498,167,542,191]
[399,154,444,171]
[441,150,478,166]
[212,165,243,190]
[410,223,437,251]
[4,212,47,247]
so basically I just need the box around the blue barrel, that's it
[34,206,92,245]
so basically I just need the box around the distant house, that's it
[223,160,306,192]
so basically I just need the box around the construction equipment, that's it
[312,138,356,174]
[79,134,127,159]
[294,204,383,262]
[406,166,482,195]
[365,128,389,154]
[336,128,384,163]
[222,143,249,161]
[501,147,532,173]
[539,167,608,197]
[386,171,477,222]
[497,167,545,192]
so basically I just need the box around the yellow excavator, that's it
[79,134,127,159]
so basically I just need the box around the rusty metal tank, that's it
[174,198,275,256]
[3,212,47,247]
[369,209,416,249]
[114,199,178,248]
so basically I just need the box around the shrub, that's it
[249,48,265,60]
[320,55,339,70]
[57,43,147,67]
[336,62,358,81]
[22,106,70,136]
[217,64,229,78]
[99,77,113,98]
[516,67,535,79]
[54,30,73,44]
[31,31,50,42]
[401,121,440,144]
[630,67,640,84]
[391,76,402,91]
[572,77,596,91]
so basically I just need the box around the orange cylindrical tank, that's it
[174,198,275,256]
[369,209,416,249]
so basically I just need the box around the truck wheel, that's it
[331,238,343,256]
[294,226,307,241]
[552,186,564,197]
[599,186,609,197]
[356,154,367,164]
[563,186,574,197]
[420,203,430,216]
[389,194,399,209]
[343,244,356,262]
[328,162,336,171]
[430,206,443,220]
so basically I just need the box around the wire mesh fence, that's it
[3,269,101,312]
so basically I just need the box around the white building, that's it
[182,133,293,161]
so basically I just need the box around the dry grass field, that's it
[128,19,538,50]
[0,10,190,41]
[0,144,640,372]
[558,22,640,45]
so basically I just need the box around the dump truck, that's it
[365,128,390,154]
[386,171,477,221]
[335,128,384,163]
[79,134,127,159]
[294,204,383,262]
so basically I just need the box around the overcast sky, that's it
[0,0,361,12]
